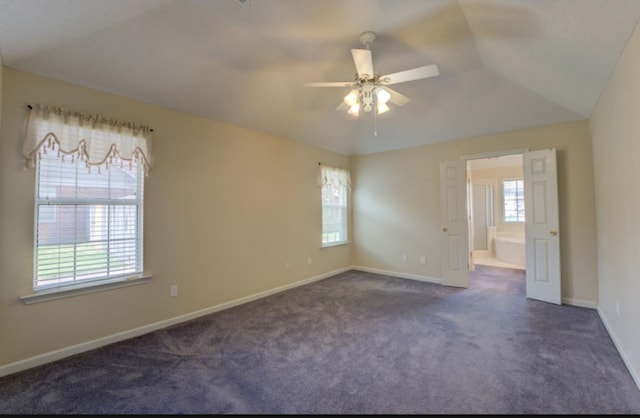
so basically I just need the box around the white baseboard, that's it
[561,297,597,309]
[0,267,351,378]
[351,265,442,285]
[4,265,635,396]
[596,306,640,391]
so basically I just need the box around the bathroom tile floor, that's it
[474,256,524,270]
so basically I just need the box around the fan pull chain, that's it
[374,103,378,136]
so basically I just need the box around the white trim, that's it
[352,265,442,284]
[460,148,529,161]
[0,267,351,378]
[3,265,626,388]
[561,297,597,309]
[597,306,640,391]
[33,153,145,291]
[321,241,351,249]
[20,274,152,304]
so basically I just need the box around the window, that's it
[319,164,350,246]
[23,104,152,292]
[34,150,143,289]
[502,179,525,222]
[38,185,57,223]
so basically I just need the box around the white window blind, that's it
[34,144,144,289]
[23,104,152,291]
[319,164,351,246]
[503,179,525,222]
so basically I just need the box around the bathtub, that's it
[494,234,525,268]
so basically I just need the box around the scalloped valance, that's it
[23,104,153,175]
[318,163,351,191]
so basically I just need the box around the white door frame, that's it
[447,148,562,304]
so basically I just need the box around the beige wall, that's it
[469,164,524,228]
[0,68,351,367]
[0,52,3,134]
[352,120,598,306]
[590,23,640,384]
[1,54,625,379]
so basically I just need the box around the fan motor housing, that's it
[360,31,376,48]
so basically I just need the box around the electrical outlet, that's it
[402,254,408,262]
[170,285,178,297]
[307,257,312,265]
[285,261,291,270]
[615,301,620,317]
[420,256,427,264]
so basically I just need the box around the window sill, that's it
[321,241,351,249]
[20,274,152,305]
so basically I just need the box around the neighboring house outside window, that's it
[22,104,152,293]
[319,164,351,247]
[502,179,525,222]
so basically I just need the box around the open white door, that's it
[524,149,561,304]
[440,160,469,288]
[466,166,475,271]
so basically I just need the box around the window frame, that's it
[29,149,147,298]
[501,178,525,223]
[20,105,153,304]
[320,165,350,248]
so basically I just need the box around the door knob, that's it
[442,226,448,232]
[549,229,557,236]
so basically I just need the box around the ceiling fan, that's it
[304,31,439,116]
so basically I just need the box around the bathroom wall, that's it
[468,161,525,249]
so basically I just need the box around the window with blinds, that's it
[320,165,350,247]
[502,179,525,222]
[34,147,144,289]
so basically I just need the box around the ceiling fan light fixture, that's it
[304,30,439,121]
[344,90,359,107]
[376,88,391,105]
[377,102,390,115]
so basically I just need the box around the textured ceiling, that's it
[1,0,639,156]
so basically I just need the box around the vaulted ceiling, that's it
[1,0,640,155]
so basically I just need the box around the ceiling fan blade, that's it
[351,49,374,79]
[380,64,439,85]
[304,81,354,87]
[381,87,411,106]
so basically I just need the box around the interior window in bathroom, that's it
[503,179,525,222]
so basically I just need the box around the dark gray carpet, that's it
[1,266,639,414]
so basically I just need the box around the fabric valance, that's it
[318,163,351,191]
[23,104,153,175]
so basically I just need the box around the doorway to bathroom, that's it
[440,148,561,304]
[467,154,525,271]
